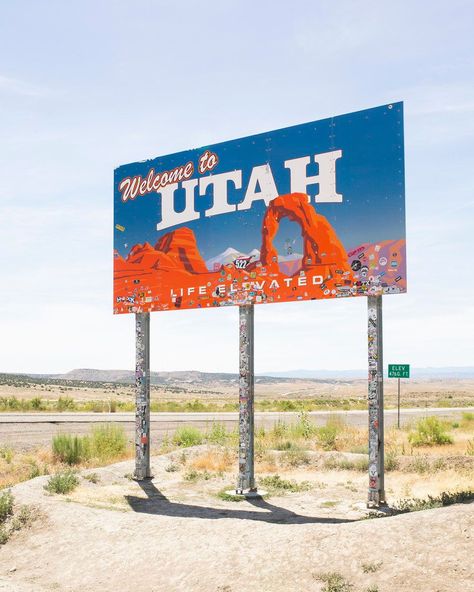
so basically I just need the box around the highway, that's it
[1,408,471,450]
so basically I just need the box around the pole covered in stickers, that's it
[236,305,256,493]
[367,296,385,506]
[134,312,151,480]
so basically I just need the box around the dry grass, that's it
[190,448,234,473]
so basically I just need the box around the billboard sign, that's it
[114,103,406,314]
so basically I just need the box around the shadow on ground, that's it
[125,480,357,525]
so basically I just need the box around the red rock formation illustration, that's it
[154,227,208,273]
[259,193,351,275]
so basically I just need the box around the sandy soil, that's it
[1,451,473,592]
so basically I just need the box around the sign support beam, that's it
[397,378,401,429]
[134,312,151,480]
[367,296,385,507]
[236,305,256,494]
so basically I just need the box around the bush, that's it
[270,420,288,439]
[90,424,127,461]
[172,426,203,447]
[323,456,368,472]
[467,441,474,456]
[0,446,13,464]
[206,423,228,445]
[395,490,474,513]
[314,572,353,592]
[281,447,311,467]
[0,490,14,523]
[52,434,91,465]
[44,470,79,494]
[408,417,453,447]
[30,397,44,410]
[385,449,400,471]
[318,424,339,450]
[56,397,76,411]
[260,474,312,494]
[407,456,431,474]
[292,411,316,439]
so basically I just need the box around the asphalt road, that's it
[1,408,472,450]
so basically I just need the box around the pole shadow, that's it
[125,480,357,525]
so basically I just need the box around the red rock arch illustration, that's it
[259,193,350,275]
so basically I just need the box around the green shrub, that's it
[317,417,345,450]
[44,470,79,494]
[0,446,13,464]
[395,490,474,513]
[0,490,14,523]
[30,397,44,410]
[314,572,353,592]
[323,456,368,472]
[407,455,431,474]
[206,423,228,445]
[281,447,311,467]
[172,426,203,447]
[260,474,312,494]
[361,561,382,573]
[184,469,213,482]
[217,489,245,502]
[165,462,179,472]
[56,397,76,411]
[408,417,453,447]
[52,433,91,465]
[292,411,316,439]
[385,449,400,471]
[90,424,127,461]
[83,473,100,484]
[270,420,288,439]
[275,439,293,451]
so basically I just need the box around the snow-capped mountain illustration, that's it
[205,246,303,272]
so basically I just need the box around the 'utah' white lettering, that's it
[156,180,199,231]
[238,164,278,211]
[200,171,242,217]
[284,151,343,203]
[150,149,343,231]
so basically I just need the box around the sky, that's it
[113,103,405,260]
[1,0,473,374]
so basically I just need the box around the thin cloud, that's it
[0,74,51,98]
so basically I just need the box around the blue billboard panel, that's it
[114,103,406,314]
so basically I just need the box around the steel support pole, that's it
[236,305,255,494]
[397,378,401,429]
[134,312,151,480]
[367,296,385,507]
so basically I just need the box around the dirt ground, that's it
[1,449,473,592]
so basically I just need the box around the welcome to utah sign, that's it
[113,103,406,314]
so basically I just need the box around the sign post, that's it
[134,312,151,480]
[388,364,410,429]
[236,305,256,494]
[367,296,385,507]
